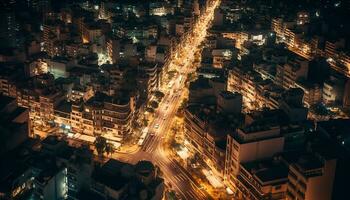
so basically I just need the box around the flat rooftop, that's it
[0,95,15,109]
[219,91,241,99]
[295,154,324,172]
[242,159,288,184]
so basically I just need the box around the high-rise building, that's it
[107,38,121,64]
[225,122,285,188]
[343,78,350,109]
[286,154,337,200]
[0,12,21,49]
[33,168,68,200]
[238,157,289,200]
[276,58,309,89]
[27,0,51,13]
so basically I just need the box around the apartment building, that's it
[238,158,289,200]
[67,43,90,59]
[34,167,68,200]
[15,75,66,127]
[217,91,242,114]
[42,22,60,56]
[322,74,347,106]
[91,159,164,200]
[107,38,120,64]
[278,88,308,122]
[225,121,284,189]
[272,17,350,76]
[212,49,234,68]
[55,146,94,200]
[137,62,160,103]
[221,31,249,50]
[39,91,65,122]
[286,154,337,200]
[339,52,350,71]
[271,18,284,38]
[276,58,309,90]
[189,76,226,104]
[54,92,135,141]
[324,40,345,59]
[101,64,126,92]
[184,105,229,175]
[69,85,94,102]
[295,81,322,107]
[271,18,316,60]
[227,67,263,110]
[145,45,157,62]
[0,77,17,98]
[185,76,241,175]
[343,79,350,109]
[82,22,102,44]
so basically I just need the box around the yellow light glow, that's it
[82,36,89,44]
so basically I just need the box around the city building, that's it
[279,88,308,122]
[33,167,68,200]
[227,66,263,110]
[54,92,136,142]
[276,57,309,90]
[0,95,29,155]
[225,116,285,189]
[82,22,103,44]
[188,75,226,104]
[0,12,22,49]
[238,157,289,200]
[217,91,242,114]
[295,81,322,108]
[184,105,233,175]
[137,62,161,103]
[0,1,349,199]
[91,159,164,200]
[107,38,120,64]
[322,74,347,106]
[286,153,337,200]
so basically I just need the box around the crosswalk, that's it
[155,158,209,200]
[112,149,210,200]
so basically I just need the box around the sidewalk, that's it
[115,143,140,154]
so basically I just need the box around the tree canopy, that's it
[94,136,114,157]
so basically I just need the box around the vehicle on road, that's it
[154,124,159,129]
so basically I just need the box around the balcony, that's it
[286,190,295,200]
[288,175,297,186]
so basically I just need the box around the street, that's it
[111,0,221,199]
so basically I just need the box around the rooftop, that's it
[189,76,212,90]
[55,101,72,114]
[92,166,129,191]
[36,167,62,184]
[86,92,130,107]
[219,91,241,99]
[0,95,15,110]
[187,104,242,142]
[41,135,61,146]
[242,158,289,185]
[296,154,323,170]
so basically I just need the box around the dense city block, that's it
[0,0,349,200]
